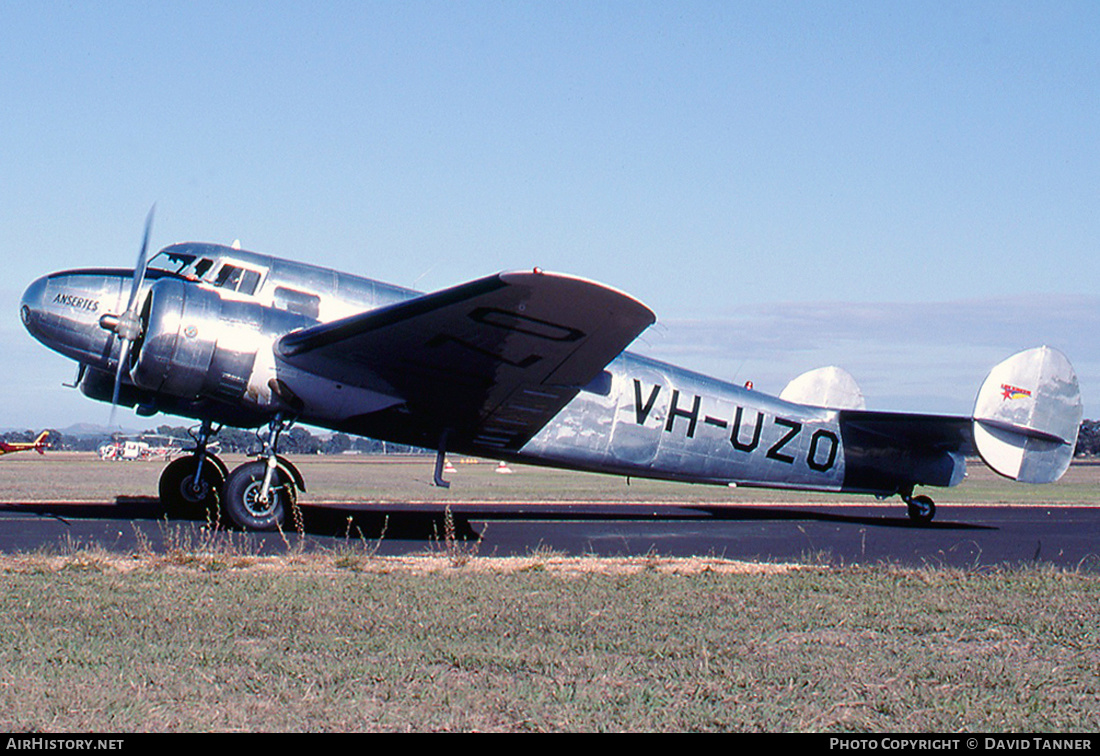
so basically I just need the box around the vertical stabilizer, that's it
[972,346,1081,483]
[779,366,866,410]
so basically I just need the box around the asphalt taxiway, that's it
[1,498,1097,569]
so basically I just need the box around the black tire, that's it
[906,494,936,524]
[223,460,297,531]
[159,455,225,523]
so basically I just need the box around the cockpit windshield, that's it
[149,250,216,279]
[148,249,263,296]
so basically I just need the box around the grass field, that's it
[0,554,1097,732]
[0,454,1098,732]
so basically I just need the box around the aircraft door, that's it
[608,363,665,469]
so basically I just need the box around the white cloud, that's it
[640,294,1100,416]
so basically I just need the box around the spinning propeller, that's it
[99,206,155,427]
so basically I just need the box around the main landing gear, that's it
[158,420,227,524]
[157,416,304,532]
[223,416,301,531]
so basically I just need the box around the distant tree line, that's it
[0,425,429,456]
[1073,420,1100,457]
[7,420,1100,457]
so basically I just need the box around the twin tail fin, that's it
[972,346,1082,484]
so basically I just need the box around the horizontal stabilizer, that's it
[972,346,1081,484]
[780,366,865,410]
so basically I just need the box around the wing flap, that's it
[277,270,655,451]
[839,411,974,452]
[838,411,973,494]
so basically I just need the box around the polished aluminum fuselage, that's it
[521,352,844,490]
[21,242,848,493]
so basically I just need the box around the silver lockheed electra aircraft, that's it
[20,212,1083,530]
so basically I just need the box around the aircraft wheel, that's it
[906,494,936,524]
[223,460,297,532]
[159,455,224,523]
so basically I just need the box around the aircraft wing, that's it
[277,270,655,452]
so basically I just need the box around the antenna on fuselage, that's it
[412,266,435,290]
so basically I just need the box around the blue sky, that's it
[2,1,1098,430]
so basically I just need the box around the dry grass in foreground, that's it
[0,549,799,577]
[1,544,1097,733]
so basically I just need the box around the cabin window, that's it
[274,286,321,319]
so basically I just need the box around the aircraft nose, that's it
[19,275,48,337]
[20,271,129,367]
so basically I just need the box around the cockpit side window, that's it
[212,263,263,296]
[239,268,261,295]
[194,258,214,279]
[214,265,241,289]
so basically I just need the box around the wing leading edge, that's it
[277,270,655,453]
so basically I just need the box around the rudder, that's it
[972,346,1082,483]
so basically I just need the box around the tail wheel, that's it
[906,494,936,524]
[224,460,297,531]
[159,455,225,523]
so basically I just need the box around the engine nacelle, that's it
[130,278,267,404]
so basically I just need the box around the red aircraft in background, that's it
[0,431,50,457]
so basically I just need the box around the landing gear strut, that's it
[222,415,303,532]
[158,420,226,522]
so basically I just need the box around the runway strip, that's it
[1,498,1097,570]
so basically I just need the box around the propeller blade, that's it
[108,339,132,428]
[109,205,156,427]
[126,205,155,313]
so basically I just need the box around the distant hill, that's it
[59,423,115,437]
[0,421,164,437]
[54,423,158,437]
